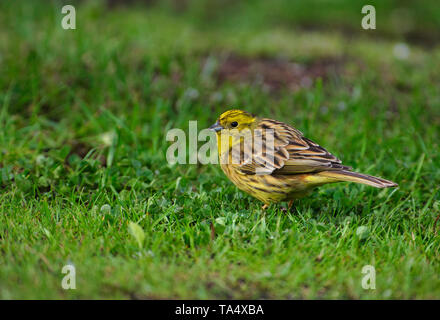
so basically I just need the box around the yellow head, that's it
[209,109,257,133]
[209,109,257,156]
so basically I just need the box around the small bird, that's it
[209,109,397,210]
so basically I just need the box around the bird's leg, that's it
[261,204,269,210]
[281,200,294,213]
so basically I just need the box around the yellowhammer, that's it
[209,109,397,209]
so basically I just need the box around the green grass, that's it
[0,0,440,299]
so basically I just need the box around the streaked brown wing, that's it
[277,135,351,174]
[236,118,351,175]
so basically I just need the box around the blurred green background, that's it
[0,0,439,299]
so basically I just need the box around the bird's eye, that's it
[231,121,238,127]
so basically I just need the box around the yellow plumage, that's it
[209,109,397,207]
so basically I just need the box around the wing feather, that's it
[235,118,351,175]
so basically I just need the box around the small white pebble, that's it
[337,101,347,111]
[393,43,410,60]
[100,131,115,147]
[100,204,111,214]
[184,87,199,100]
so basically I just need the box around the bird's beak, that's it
[209,122,223,132]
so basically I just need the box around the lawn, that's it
[0,0,439,299]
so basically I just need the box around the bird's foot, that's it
[281,200,294,213]
[261,204,269,210]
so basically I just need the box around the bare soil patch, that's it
[215,54,343,92]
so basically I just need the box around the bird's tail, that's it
[316,170,398,188]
